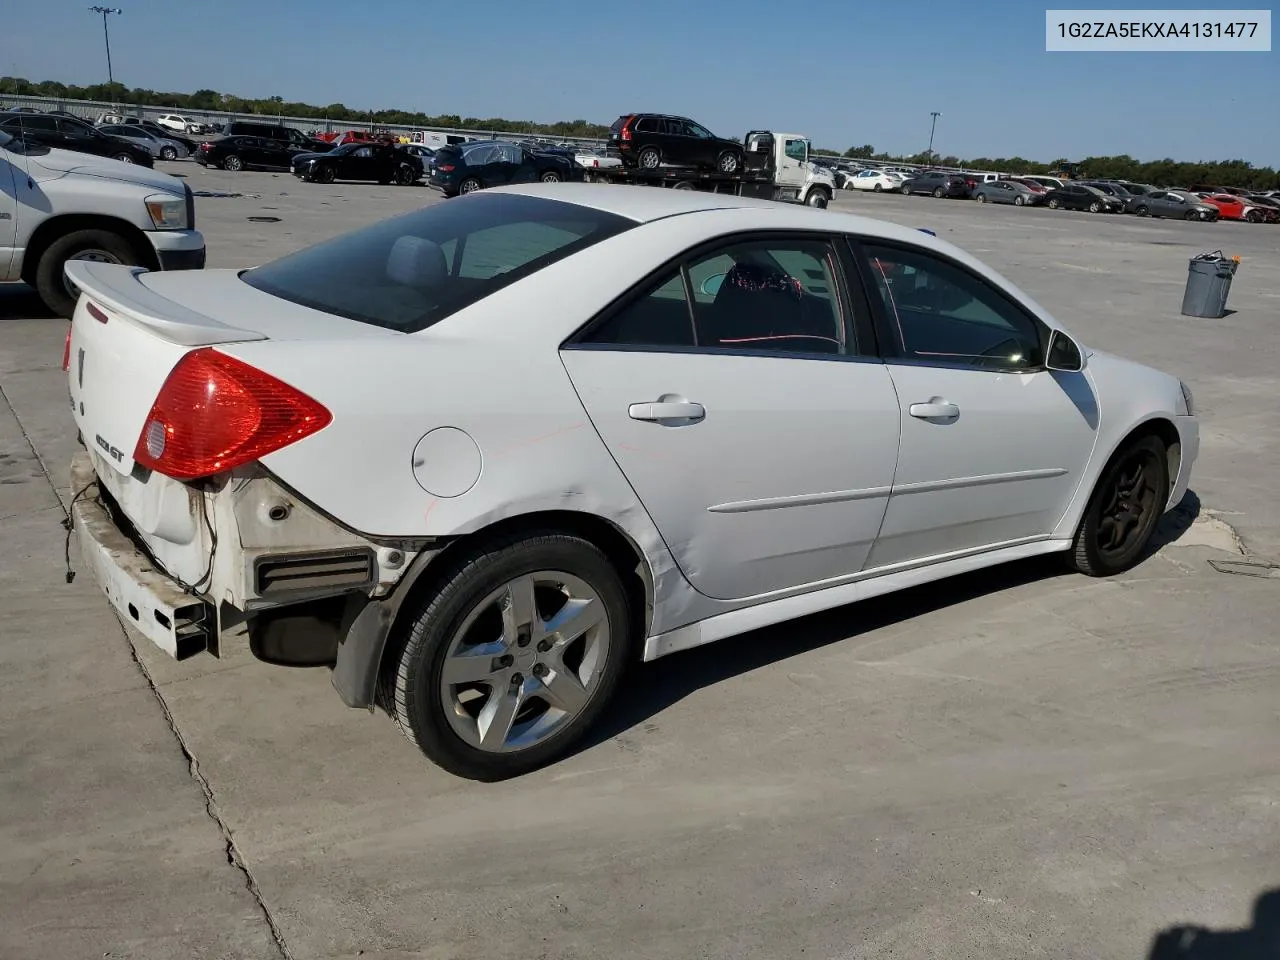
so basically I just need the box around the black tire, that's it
[540,170,562,183]
[1246,210,1262,223]
[160,146,178,161]
[113,152,135,164]
[383,532,634,781]
[395,165,417,185]
[977,193,987,203]
[932,187,944,198]
[1014,195,1025,206]
[671,181,696,190]
[637,146,661,170]
[1135,204,1149,217]
[35,229,144,319]
[316,165,336,184]
[872,183,882,192]
[1048,198,1060,209]
[458,177,482,194]
[222,154,243,172]
[1066,433,1170,577]
[1089,201,1101,213]
[716,150,741,174]
[1185,210,1198,221]
[806,189,829,208]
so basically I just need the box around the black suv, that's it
[901,171,970,198]
[0,111,154,166]
[609,113,745,174]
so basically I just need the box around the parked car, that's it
[847,169,906,192]
[0,128,203,317]
[972,179,1043,206]
[1130,190,1219,221]
[196,135,303,171]
[219,121,335,153]
[292,142,423,185]
[1080,180,1138,211]
[608,113,746,174]
[96,123,189,161]
[401,143,436,163]
[121,118,199,154]
[1019,175,1065,190]
[428,140,582,196]
[574,148,622,170]
[901,171,970,198]
[1043,183,1124,213]
[155,113,205,135]
[1004,177,1049,197]
[62,183,1199,780]
[1245,194,1280,219]
[0,111,154,167]
[1197,193,1276,223]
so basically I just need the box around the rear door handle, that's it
[909,401,959,419]
[629,401,705,422]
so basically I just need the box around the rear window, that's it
[241,193,636,333]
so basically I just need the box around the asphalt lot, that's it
[1,162,1278,960]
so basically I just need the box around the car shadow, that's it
[0,284,56,321]
[587,487,1205,751]
[1146,887,1280,958]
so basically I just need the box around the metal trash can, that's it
[1181,250,1238,319]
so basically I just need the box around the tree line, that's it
[4,77,1276,189]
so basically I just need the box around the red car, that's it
[1198,193,1277,223]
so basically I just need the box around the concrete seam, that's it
[0,379,64,515]
[112,618,294,960]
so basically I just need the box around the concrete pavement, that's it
[1,165,1276,959]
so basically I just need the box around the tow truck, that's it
[583,130,835,208]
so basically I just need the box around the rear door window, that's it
[241,194,636,333]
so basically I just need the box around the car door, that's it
[852,238,1098,567]
[7,115,63,152]
[0,145,17,279]
[560,232,902,602]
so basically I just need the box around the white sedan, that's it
[63,184,1198,780]
[847,169,906,192]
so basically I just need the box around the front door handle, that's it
[909,401,959,419]
[629,401,705,422]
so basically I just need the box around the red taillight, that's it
[436,163,455,172]
[133,348,332,481]
[62,326,72,372]
[87,301,108,323]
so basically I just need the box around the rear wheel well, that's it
[20,215,158,285]
[379,511,654,690]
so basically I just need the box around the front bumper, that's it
[146,229,207,271]
[70,452,214,659]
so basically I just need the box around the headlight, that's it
[1179,380,1195,417]
[144,194,188,230]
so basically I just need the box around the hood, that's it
[291,151,329,163]
[24,146,186,194]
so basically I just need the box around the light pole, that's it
[89,7,123,86]
[927,111,941,165]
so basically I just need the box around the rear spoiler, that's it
[63,262,266,346]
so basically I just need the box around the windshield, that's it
[241,193,636,333]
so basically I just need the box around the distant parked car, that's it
[155,113,205,135]
[1019,175,1065,190]
[1081,180,1139,211]
[429,139,582,196]
[1130,190,1219,221]
[219,121,335,153]
[901,171,970,198]
[1198,193,1275,223]
[1043,183,1124,213]
[848,169,906,192]
[292,142,423,185]
[96,123,189,161]
[120,118,199,154]
[196,135,304,172]
[607,113,746,174]
[972,179,1042,206]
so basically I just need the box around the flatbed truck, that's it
[582,131,835,208]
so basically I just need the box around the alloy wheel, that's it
[1094,447,1162,564]
[439,572,612,753]
[61,248,123,301]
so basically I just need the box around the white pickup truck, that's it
[0,129,206,317]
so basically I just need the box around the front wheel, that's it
[806,189,829,208]
[1185,210,1199,221]
[316,165,336,184]
[872,183,882,192]
[932,187,944,198]
[540,170,562,183]
[1014,195,1025,206]
[977,193,987,203]
[1246,210,1262,223]
[1135,204,1149,217]
[1089,201,1101,213]
[1048,198,1060,209]
[160,146,178,161]
[383,532,634,781]
[1066,434,1170,577]
[35,229,143,319]
[112,152,135,164]
[716,150,741,174]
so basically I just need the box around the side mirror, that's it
[1046,329,1085,372]
[699,274,725,297]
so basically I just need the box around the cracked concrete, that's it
[1,168,1277,960]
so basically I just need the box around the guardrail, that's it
[0,92,613,150]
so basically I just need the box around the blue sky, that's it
[6,1,1277,164]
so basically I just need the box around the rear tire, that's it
[160,146,178,161]
[872,183,882,192]
[382,532,634,781]
[222,154,243,172]
[35,229,144,319]
[1066,434,1170,577]
[637,146,661,170]
[540,170,562,183]
[459,177,482,194]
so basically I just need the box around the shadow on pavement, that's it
[1147,887,1280,959]
[0,284,56,321]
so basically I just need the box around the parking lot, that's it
[2,163,1278,960]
